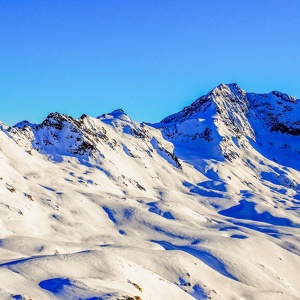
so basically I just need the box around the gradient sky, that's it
[1,0,300,125]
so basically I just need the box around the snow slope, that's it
[0,84,300,300]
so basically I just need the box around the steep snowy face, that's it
[157,84,254,162]
[6,109,182,174]
[161,83,300,138]
[248,91,300,135]
[8,111,146,160]
[158,83,300,164]
[160,83,253,137]
[7,112,101,159]
[162,84,248,123]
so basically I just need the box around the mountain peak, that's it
[217,82,239,90]
[211,83,246,98]
[41,112,74,130]
[109,108,126,117]
[160,83,247,124]
[98,108,132,123]
[219,82,240,89]
[13,120,35,129]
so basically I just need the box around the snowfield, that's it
[0,83,300,300]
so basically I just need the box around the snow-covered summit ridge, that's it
[160,83,247,124]
[97,108,132,124]
[155,83,300,167]
[2,83,300,165]
[1,84,300,299]
[159,83,300,141]
[160,83,299,130]
[5,108,182,171]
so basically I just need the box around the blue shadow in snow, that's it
[123,208,135,220]
[102,206,118,225]
[191,284,207,299]
[95,166,111,178]
[147,202,175,220]
[294,194,300,201]
[81,297,104,300]
[219,226,240,231]
[197,180,227,192]
[0,255,44,268]
[152,226,185,240]
[41,185,56,192]
[231,221,286,238]
[183,182,223,198]
[153,240,237,281]
[162,212,175,219]
[240,190,253,198]
[12,296,24,300]
[230,234,248,239]
[39,278,71,294]
[219,200,294,227]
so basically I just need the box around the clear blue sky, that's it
[1,0,300,125]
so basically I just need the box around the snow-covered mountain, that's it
[1,83,300,300]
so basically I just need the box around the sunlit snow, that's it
[0,84,300,300]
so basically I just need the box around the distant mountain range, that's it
[0,83,300,299]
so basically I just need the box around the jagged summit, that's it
[41,112,75,129]
[212,82,245,95]
[12,109,132,131]
[160,83,300,136]
[98,108,125,118]
[160,83,248,124]
[98,108,132,124]
[156,83,300,166]
[13,120,34,129]
[110,108,125,115]
[2,84,300,166]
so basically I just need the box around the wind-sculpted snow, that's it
[219,200,295,227]
[0,83,300,299]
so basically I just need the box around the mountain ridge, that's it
[0,83,300,299]
[4,83,300,160]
